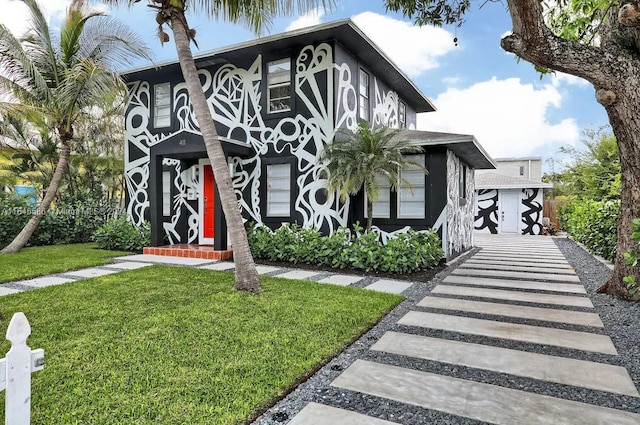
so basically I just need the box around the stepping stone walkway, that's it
[1,254,416,297]
[284,235,640,424]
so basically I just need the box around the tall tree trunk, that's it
[501,0,640,299]
[0,141,71,254]
[599,91,640,297]
[170,13,260,292]
[366,199,373,232]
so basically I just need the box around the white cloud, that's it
[0,0,69,36]
[442,76,460,86]
[551,71,590,88]
[352,12,455,77]
[417,77,580,157]
[286,7,325,31]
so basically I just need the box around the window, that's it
[459,165,467,198]
[365,173,391,218]
[162,171,171,217]
[359,69,370,121]
[154,82,171,128]
[266,164,291,217]
[399,102,406,129]
[267,58,291,113]
[398,155,426,218]
[519,165,525,176]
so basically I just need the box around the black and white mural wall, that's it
[473,188,544,235]
[474,189,499,234]
[446,152,475,255]
[521,188,543,235]
[125,40,470,255]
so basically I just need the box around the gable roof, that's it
[122,19,436,113]
[393,129,496,170]
[476,172,553,189]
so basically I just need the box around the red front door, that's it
[203,164,215,240]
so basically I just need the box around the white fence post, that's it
[0,313,45,425]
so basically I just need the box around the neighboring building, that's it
[474,157,552,235]
[122,19,495,259]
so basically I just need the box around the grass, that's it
[0,266,402,424]
[0,243,130,283]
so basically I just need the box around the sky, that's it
[0,0,610,171]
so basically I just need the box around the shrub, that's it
[559,199,619,261]
[0,192,30,248]
[0,190,117,249]
[247,222,443,274]
[94,217,151,252]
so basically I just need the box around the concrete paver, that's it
[287,402,398,425]
[465,258,571,268]
[460,263,575,274]
[274,270,320,280]
[18,276,75,288]
[432,285,593,307]
[331,360,640,425]
[365,279,413,294]
[398,311,617,354]
[113,254,212,266]
[469,255,571,265]
[102,262,153,270]
[442,275,585,294]
[452,268,581,283]
[64,268,120,279]
[418,296,603,327]
[0,286,22,296]
[318,275,363,286]
[200,262,235,271]
[255,265,281,275]
[372,331,638,397]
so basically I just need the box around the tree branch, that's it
[501,0,612,87]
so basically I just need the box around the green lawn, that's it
[0,243,130,283]
[0,266,402,424]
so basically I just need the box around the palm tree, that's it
[321,121,427,232]
[0,0,150,254]
[102,0,333,292]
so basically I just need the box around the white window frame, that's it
[153,82,171,128]
[399,102,406,129]
[267,58,291,113]
[398,155,426,219]
[364,173,392,219]
[359,69,370,121]
[266,163,291,217]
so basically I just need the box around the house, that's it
[474,157,553,235]
[122,19,495,260]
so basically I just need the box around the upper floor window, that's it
[154,82,171,128]
[359,69,370,121]
[399,102,406,129]
[519,165,525,176]
[266,163,291,217]
[267,58,291,113]
[398,155,426,219]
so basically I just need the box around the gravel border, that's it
[250,237,640,425]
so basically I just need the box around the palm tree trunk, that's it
[366,199,373,232]
[170,14,260,292]
[1,141,71,254]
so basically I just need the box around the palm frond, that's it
[0,25,53,106]
[321,121,427,205]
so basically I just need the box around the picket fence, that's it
[0,313,44,425]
